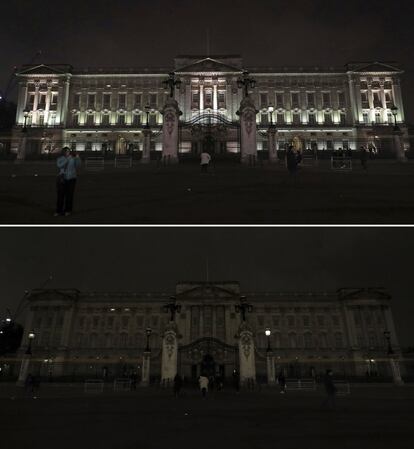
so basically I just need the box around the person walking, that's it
[277,371,286,394]
[198,374,209,398]
[232,369,240,393]
[286,145,298,175]
[55,148,70,216]
[173,373,183,397]
[200,151,211,173]
[359,146,368,170]
[321,369,337,410]
[63,150,82,215]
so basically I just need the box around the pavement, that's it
[1,383,414,449]
[1,160,414,224]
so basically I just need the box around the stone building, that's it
[16,281,403,382]
[11,55,409,160]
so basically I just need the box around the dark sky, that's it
[1,0,414,122]
[0,227,413,345]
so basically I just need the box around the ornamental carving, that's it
[164,333,176,358]
[243,110,255,136]
[164,111,176,135]
[240,333,252,359]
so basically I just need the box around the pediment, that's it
[175,57,243,74]
[29,288,80,301]
[176,282,240,299]
[338,288,391,301]
[347,62,401,73]
[18,64,73,75]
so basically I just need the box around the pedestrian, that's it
[232,369,240,393]
[277,371,286,394]
[173,373,183,397]
[321,369,337,410]
[198,374,209,398]
[200,151,211,173]
[25,373,34,396]
[55,147,70,216]
[286,145,298,175]
[359,146,368,170]
[54,147,81,216]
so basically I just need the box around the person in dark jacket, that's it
[286,145,298,175]
[277,371,286,394]
[321,369,337,410]
[173,373,183,397]
[359,146,368,170]
[232,369,240,393]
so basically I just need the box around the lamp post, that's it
[145,327,152,352]
[265,328,275,385]
[22,109,30,133]
[383,330,403,385]
[144,104,151,128]
[391,105,399,130]
[17,331,35,386]
[268,105,274,126]
[235,296,253,322]
[237,71,257,98]
[164,297,181,322]
[163,72,182,99]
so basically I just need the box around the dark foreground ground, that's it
[1,383,414,449]
[1,160,414,224]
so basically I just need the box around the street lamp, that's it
[145,327,152,352]
[144,104,151,128]
[22,109,30,133]
[163,72,182,99]
[237,71,257,98]
[265,328,272,352]
[235,296,253,322]
[26,331,35,355]
[164,297,181,322]
[391,105,399,130]
[268,104,274,126]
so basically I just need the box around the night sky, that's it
[0,227,413,345]
[1,0,414,122]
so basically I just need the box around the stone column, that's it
[141,351,151,386]
[266,352,276,385]
[268,127,277,163]
[392,129,406,162]
[161,98,181,164]
[161,322,178,386]
[389,357,404,385]
[237,96,258,165]
[141,128,151,163]
[199,80,204,111]
[237,322,256,385]
[16,134,27,162]
[213,83,218,110]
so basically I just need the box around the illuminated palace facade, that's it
[12,55,409,158]
[17,282,402,381]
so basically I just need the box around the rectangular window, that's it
[322,92,330,108]
[75,93,82,109]
[87,94,96,109]
[119,114,125,125]
[119,93,126,109]
[260,93,268,108]
[38,114,44,126]
[324,113,333,125]
[204,91,212,108]
[361,91,369,109]
[291,92,299,108]
[340,113,346,125]
[338,92,345,108]
[276,113,285,124]
[373,91,382,108]
[385,91,393,106]
[261,113,269,125]
[103,94,111,109]
[149,93,157,109]
[192,91,199,108]
[133,114,141,126]
[287,316,295,327]
[363,112,369,124]
[375,113,381,124]
[50,93,58,109]
[86,114,94,126]
[134,93,142,109]
[307,92,315,108]
[308,113,316,125]
[326,140,333,151]
[292,113,301,125]
[38,94,46,109]
[276,93,284,108]
[218,91,226,108]
[101,114,110,126]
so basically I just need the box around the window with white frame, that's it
[103,94,111,109]
[322,92,330,108]
[118,93,126,109]
[307,92,315,108]
[275,93,284,108]
[260,93,268,109]
[291,92,299,108]
[87,94,96,109]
